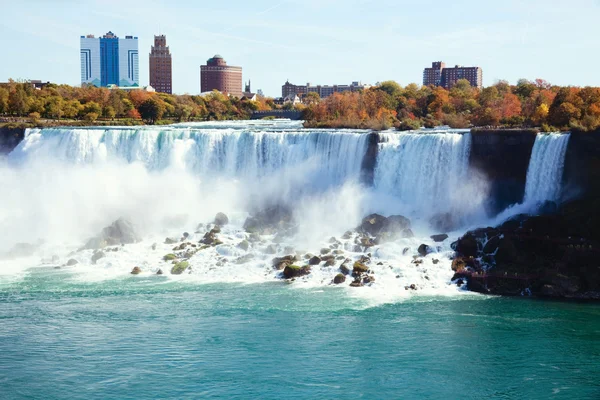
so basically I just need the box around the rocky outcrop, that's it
[0,127,25,154]
[84,217,141,249]
[243,205,294,235]
[282,265,311,279]
[214,212,229,227]
[452,199,600,299]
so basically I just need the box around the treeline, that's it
[0,80,274,126]
[304,79,600,131]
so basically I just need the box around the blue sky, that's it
[1,0,599,96]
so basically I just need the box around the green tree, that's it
[8,86,28,116]
[138,98,165,124]
[0,87,9,114]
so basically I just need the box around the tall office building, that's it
[149,35,172,94]
[80,31,139,87]
[200,55,242,97]
[423,61,482,89]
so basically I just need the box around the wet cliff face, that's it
[0,127,25,154]
[469,129,539,215]
[564,130,600,199]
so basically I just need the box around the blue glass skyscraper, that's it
[80,31,139,87]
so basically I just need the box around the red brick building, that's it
[149,35,172,94]
[200,55,243,98]
[423,61,482,89]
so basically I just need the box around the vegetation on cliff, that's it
[0,80,274,126]
[303,79,600,132]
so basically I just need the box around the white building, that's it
[80,32,139,87]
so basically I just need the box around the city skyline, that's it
[2,0,600,96]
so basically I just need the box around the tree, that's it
[305,92,320,105]
[8,86,28,116]
[138,98,165,124]
[103,106,116,120]
[0,87,8,114]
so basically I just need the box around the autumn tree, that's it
[138,97,166,124]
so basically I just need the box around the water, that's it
[0,274,599,399]
[524,133,571,205]
[1,121,594,399]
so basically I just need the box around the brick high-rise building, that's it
[149,35,172,94]
[200,55,242,97]
[422,61,482,89]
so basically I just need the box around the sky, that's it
[1,0,599,97]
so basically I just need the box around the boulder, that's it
[324,258,336,267]
[156,269,163,275]
[430,234,448,243]
[282,265,311,279]
[417,244,430,257]
[272,255,297,270]
[352,261,369,275]
[333,274,346,284]
[349,279,363,287]
[84,218,141,249]
[308,256,322,265]
[453,233,478,257]
[131,266,142,275]
[163,253,177,261]
[214,212,229,226]
[171,261,189,275]
[237,240,250,251]
[243,205,294,235]
[320,248,331,255]
[340,264,351,275]
[164,237,178,245]
[91,251,105,264]
[358,213,388,236]
[66,259,78,266]
[363,275,375,284]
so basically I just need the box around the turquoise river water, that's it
[1,270,599,400]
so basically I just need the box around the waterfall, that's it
[373,131,472,216]
[10,123,370,190]
[523,133,570,205]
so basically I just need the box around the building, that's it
[106,84,155,92]
[149,35,172,94]
[282,80,369,99]
[422,61,482,89]
[80,31,139,87]
[200,55,242,98]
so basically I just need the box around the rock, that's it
[430,234,448,243]
[482,235,501,254]
[282,265,311,279]
[182,232,190,239]
[333,274,346,284]
[163,253,177,261]
[342,231,353,240]
[495,238,517,263]
[405,284,417,291]
[91,251,105,264]
[360,237,376,247]
[363,275,375,284]
[349,280,363,287]
[84,218,141,249]
[386,215,412,231]
[66,259,78,266]
[272,255,297,270]
[237,240,250,251]
[156,269,163,275]
[353,261,369,276]
[214,212,229,226]
[333,249,344,255]
[151,243,157,250]
[320,248,331,255]
[401,229,414,238]
[243,205,294,234]
[165,237,178,245]
[171,261,189,275]
[432,259,439,265]
[402,247,410,255]
[417,244,430,257]
[308,256,322,265]
[358,214,388,236]
[340,264,351,275]
[453,233,478,257]
[131,266,142,275]
[325,258,336,267]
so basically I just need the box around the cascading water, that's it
[11,122,369,189]
[373,130,476,219]
[523,133,570,205]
